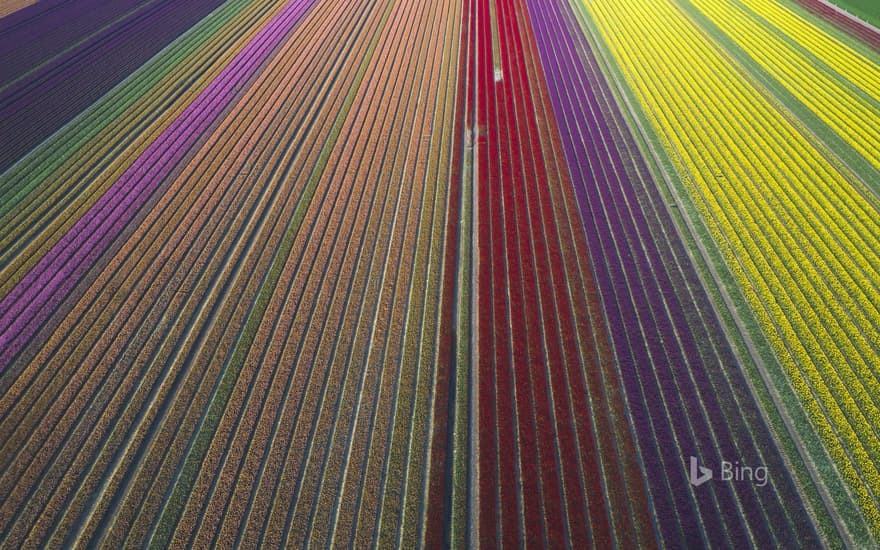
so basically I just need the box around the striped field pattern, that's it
[0,0,878,547]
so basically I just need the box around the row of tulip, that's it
[741,0,880,92]
[0,0,227,175]
[0,0,286,326]
[690,0,880,170]
[531,0,824,547]
[0,0,467,547]
[0,0,279,525]
[0,1,323,546]
[0,1,33,20]
[584,0,880,540]
[0,0,311,370]
[794,0,880,51]
[473,0,650,545]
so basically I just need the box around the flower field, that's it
[0,0,878,547]
[796,0,880,50]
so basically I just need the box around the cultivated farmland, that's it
[0,0,878,547]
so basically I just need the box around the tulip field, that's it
[0,0,877,547]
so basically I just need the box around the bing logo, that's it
[688,456,769,488]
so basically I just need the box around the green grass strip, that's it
[146,3,397,546]
[827,0,880,29]
[0,0,253,218]
[450,127,473,550]
[569,0,857,546]
[488,0,502,72]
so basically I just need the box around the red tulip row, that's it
[470,0,651,545]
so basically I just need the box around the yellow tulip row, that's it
[584,0,880,531]
[691,0,880,170]
[738,0,880,99]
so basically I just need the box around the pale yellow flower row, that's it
[583,0,880,532]
[691,0,880,170]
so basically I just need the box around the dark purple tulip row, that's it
[0,0,226,174]
[0,0,51,34]
[0,0,151,81]
[0,0,75,49]
[0,0,317,371]
[523,0,820,547]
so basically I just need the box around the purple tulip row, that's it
[0,0,151,81]
[0,0,226,173]
[524,0,819,547]
[0,0,317,370]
